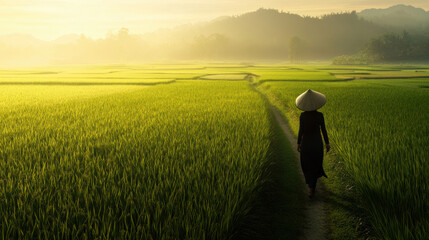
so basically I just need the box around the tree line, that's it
[333,31,429,64]
[2,8,428,65]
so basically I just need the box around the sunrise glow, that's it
[1,0,428,40]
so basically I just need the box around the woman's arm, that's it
[297,114,303,152]
[320,113,330,152]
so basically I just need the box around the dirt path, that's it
[269,105,328,240]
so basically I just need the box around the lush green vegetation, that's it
[0,70,301,239]
[257,68,429,240]
[1,64,428,239]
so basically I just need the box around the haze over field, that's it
[2,0,429,40]
[1,2,429,239]
[1,1,429,65]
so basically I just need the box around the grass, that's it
[258,74,429,240]
[0,85,141,108]
[1,63,428,239]
[0,79,280,239]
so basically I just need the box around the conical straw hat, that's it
[295,89,326,111]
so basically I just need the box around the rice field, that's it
[0,64,428,239]
[0,72,277,239]
[257,68,429,240]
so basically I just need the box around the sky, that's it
[1,0,429,41]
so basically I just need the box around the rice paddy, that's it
[0,73,276,239]
[256,67,429,240]
[0,64,428,239]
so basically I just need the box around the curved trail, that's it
[269,104,328,240]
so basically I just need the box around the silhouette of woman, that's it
[296,89,330,198]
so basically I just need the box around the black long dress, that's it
[297,110,329,189]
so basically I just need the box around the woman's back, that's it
[300,111,323,136]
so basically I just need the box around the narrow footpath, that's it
[269,105,328,240]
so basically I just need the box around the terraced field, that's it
[255,66,429,240]
[0,69,284,239]
[0,64,428,239]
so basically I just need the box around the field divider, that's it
[0,80,177,86]
[257,79,354,84]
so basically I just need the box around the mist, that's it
[1,5,429,66]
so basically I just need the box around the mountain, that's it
[53,34,81,44]
[0,34,47,47]
[143,8,386,60]
[0,33,81,47]
[2,5,428,64]
[358,4,429,31]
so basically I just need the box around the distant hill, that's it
[2,5,429,64]
[53,34,81,44]
[143,8,386,60]
[358,4,429,31]
[0,34,48,47]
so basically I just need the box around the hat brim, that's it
[295,89,326,111]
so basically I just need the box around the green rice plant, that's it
[251,69,339,82]
[4,63,426,240]
[0,80,273,239]
[259,76,429,240]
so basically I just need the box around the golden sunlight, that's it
[0,0,428,40]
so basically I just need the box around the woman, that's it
[295,89,330,198]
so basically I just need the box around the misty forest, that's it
[2,4,429,65]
